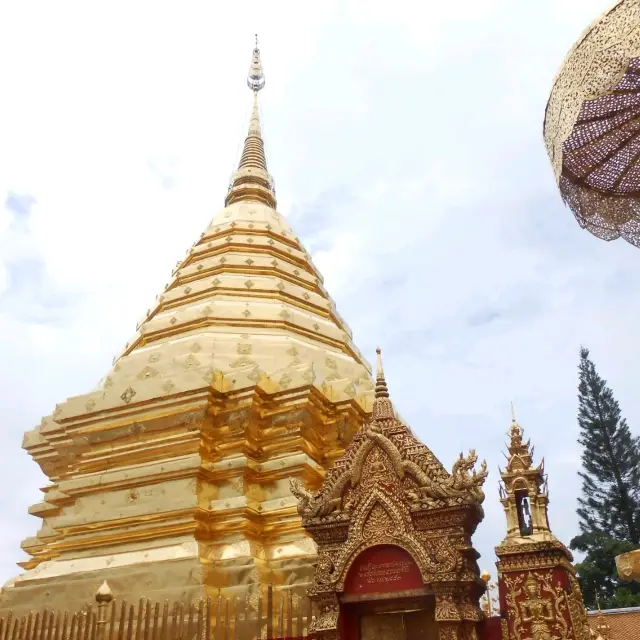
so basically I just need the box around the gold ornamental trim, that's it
[544,0,640,246]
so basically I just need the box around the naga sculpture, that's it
[290,424,488,522]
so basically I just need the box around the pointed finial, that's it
[247,37,265,92]
[226,40,275,208]
[374,347,389,399]
[508,402,523,442]
[95,580,113,603]
[371,347,394,421]
[376,347,384,378]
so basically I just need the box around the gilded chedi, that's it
[0,44,374,615]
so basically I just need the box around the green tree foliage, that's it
[570,348,640,608]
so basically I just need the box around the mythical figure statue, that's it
[289,477,341,518]
[405,449,488,505]
[519,574,555,640]
[445,449,488,502]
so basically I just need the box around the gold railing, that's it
[0,583,311,640]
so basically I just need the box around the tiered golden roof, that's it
[0,43,374,615]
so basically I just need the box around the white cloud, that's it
[0,0,636,586]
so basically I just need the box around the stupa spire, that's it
[226,37,276,209]
[375,347,389,398]
[372,347,394,420]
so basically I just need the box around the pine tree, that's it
[570,347,640,608]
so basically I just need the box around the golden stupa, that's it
[0,43,374,616]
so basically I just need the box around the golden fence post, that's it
[82,604,92,640]
[286,591,292,639]
[205,597,212,640]
[256,587,262,640]
[126,603,134,640]
[69,612,78,640]
[143,600,151,640]
[197,600,204,640]
[96,582,114,640]
[61,611,69,640]
[215,593,222,640]
[152,601,160,640]
[107,601,116,640]
[234,598,239,640]
[224,599,229,640]
[135,599,144,640]
[266,585,273,640]
[277,597,283,640]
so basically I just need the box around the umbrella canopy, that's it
[544,0,640,247]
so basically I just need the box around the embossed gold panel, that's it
[405,610,438,640]
[360,613,405,640]
[359,610,436,640]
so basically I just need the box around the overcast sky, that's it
[0,0,637,589]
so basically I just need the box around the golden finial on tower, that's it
[594,593,611,639]
[375,347,389,399]
[247,34,265,92]
[507,402,525,451]
[372,347,394,420]
[226,36,276,209]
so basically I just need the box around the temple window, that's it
[515,490,533,536]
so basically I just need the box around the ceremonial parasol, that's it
[544,0,640,247]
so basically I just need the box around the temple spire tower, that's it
[0,42,374,619]
[498,406,550,539]
[495,411,590,640]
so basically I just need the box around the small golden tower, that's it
[498,404,550,540]
[495,408,591,640]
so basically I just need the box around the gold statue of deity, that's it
[520,574,555,640]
